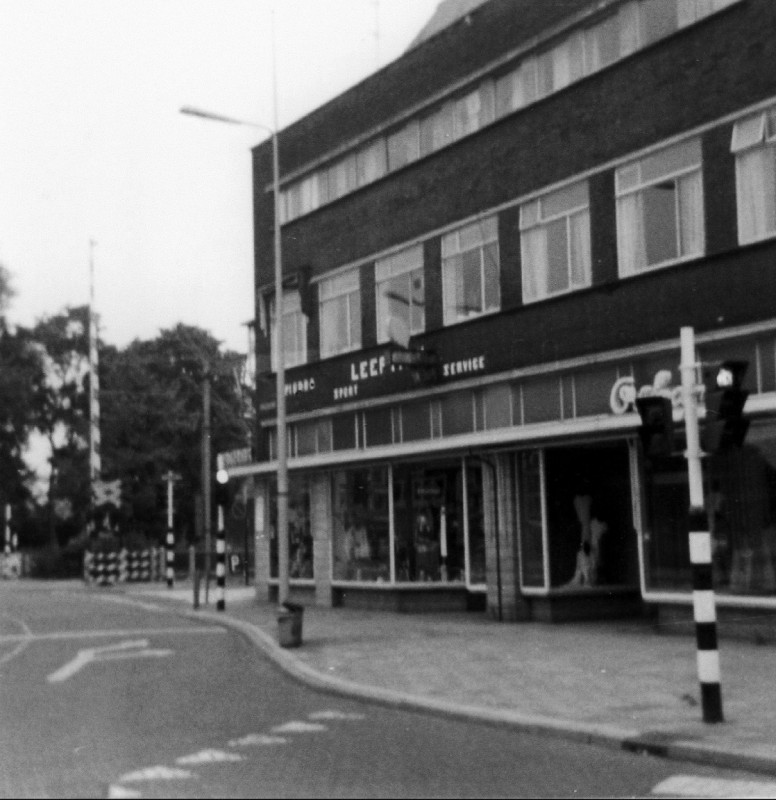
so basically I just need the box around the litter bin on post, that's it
[277,602,304,648]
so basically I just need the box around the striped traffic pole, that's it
[216,501,226,611]
[689,507,723,722]
[165,472,175,588]
[680,327,723,724]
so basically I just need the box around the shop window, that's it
[480,384,512,430]
[440,392,474,437]
[319,268,361,358]
[520,180,591,303]
[356,138,388,188]
[363,406,394,447]
[387,120,420,171]
[731,106,776,245]
[441,215,500,325]
[574,365,622,418]
[332,414,357,451]
[400,401,431,442]
[521,376,561,425]
[268,475,313,580]
[393,463,466,583]
[295,418,332,457]
[616,138,704,276]
[375,244,425,344]
[332,467,390,582]
[268,290,307,371]
[517,450,547,589]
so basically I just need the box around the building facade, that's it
[233,0,776,627]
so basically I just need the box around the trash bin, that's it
[277,602,304,648]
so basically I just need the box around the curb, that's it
[115,591,776,779]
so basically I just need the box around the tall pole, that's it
[202,373,212,605]
[271,7,289,608]
[88,239,101,537]
[680,326,723,723]
[165,471,177,588]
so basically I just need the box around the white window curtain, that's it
[678,171,705,256]
[617,192,646,276]
[569,211,592,288]
[736,147,776,243]
[521,226,548,302]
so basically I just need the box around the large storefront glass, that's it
[268,475,313,580]
[517,442,639,591]
[644,421,776,596]
[332,467,390,581]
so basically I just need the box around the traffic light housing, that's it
[214,469,232,508]
[635,396,675,459]
[703,360,749,453]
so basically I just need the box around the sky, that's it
[0,0,441,355]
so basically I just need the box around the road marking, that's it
[119,765,194,782]
[176,749,244,765]
[0,614,33,666]
[652,775,776,798]
[229,733,288,747]
[47,639,173,683]
[271,720,328,733]
[0,626,225,644]
[309,710,365,721]
[107,786,142,799]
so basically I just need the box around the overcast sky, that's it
[0,0,439,354]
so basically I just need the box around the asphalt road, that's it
[1,582,774,799]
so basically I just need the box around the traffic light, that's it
[703,360,749,453]
[635,396,675,459]
[214,468,232,508]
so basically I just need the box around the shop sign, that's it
[220,447,253,468]
[609,370,685,415]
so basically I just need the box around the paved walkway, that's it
[120,581,776,777]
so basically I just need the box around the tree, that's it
[28,305,91,546]
[100,324,249,544]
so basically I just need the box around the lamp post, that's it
[179,20,289,608]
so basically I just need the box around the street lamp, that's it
[179,24,289,609]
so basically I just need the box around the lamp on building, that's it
[179,19,290,610]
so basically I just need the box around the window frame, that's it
[318,268,362,358]
[375,244,425,344]
[441,216,501,326]
[615,138,705,277]
[268,290,308,371]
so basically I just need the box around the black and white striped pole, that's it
[164,471,180,589]
[215,456,229,612]
[680,326,723,723]
[4,504,11,555]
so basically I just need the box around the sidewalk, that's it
[121,580,776,777]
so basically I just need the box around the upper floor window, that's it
[387,120,421,172]
[319,269,361,358]
[615,138,704,276]
[520,181,591,303]
[731,106,776,245]
[269,290,307,371]
[356,138,388,187]
[494,58,538,118]
[375,244,425,344]
[442,216,500,325]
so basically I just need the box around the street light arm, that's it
[179,106,273,137]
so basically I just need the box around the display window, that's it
[332,467,390,582]
[516,442,639,592]
[268,475,313,580]
[644,421,776,597]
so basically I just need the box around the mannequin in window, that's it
[564,483,608,588]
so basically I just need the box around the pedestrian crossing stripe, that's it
[652,775,776,798]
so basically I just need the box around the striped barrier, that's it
[689,507,724,723]
[166,528,175,588]
[216,506,226,612]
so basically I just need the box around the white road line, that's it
[0,626,225,644]
[119,765,194,782]
[309,710,365,721]
[271,721,328,733]
[47,639,174,683]
[229,733,288,747]
[653,775,776,798]
[107,785,142,799]
[176,749,244,765]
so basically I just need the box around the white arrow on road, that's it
[47,638,173,683]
